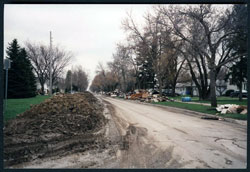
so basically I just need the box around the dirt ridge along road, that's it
[102,96,247,168]
[9,95,149,169]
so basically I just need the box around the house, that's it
[175,79,247,96]
[175,82,199,96]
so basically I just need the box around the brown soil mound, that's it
[4,92,106,167]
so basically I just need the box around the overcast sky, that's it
[4,4,153,87]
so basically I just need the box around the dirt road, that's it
[102,97,247,168]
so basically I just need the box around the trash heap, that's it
[126,91,174,103]
[4,92,106,167]
[216,104,247,114]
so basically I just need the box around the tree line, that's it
[4,39,89,98]
[62,66,89,93]
[90,4,247,107]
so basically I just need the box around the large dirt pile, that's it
[4,92,106,167]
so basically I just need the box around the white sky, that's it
[4,4,152,86]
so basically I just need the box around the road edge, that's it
[110,97,247,127]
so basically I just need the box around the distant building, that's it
[175,79,247,96]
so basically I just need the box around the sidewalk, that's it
[175,100,211,106]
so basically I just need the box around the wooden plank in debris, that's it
[201,116,219,120]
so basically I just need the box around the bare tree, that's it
[216,67,228,96]
[57,77,66,92]
[95,62,108,92]
[26,42,72,94]
[108,43,135,92]
[49,46,72,86]
[122,12,157,90]
[72,65,89,92]
[122,10,185,96]
[158,4,246,106]
[90,74,103,92]
[90,70,118,93]
[26,43,50,94]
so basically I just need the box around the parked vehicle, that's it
[147,89,159,95]
[230,90,248,97]
[223,89,235,96]
[111,94,117,97]
[151,90,159,95]
[162,90,180,97]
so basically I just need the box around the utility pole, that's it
[49,31,53,96]
[4,59,11,114]
[71,66,73,94]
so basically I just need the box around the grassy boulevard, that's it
[172,96,247,106]
[4,95,50,121]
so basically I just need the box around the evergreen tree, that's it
[5,39,37,98]
[225,5,247,101]
[136,55,155,90]
[225,57,247,101]
[65,70,72,93]
[19,48,37,97]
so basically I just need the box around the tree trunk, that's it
[197,87,203,100]
[159,77,162,97]
[239,82,243,101]
[204,87,211,100]
[209,68,217,107]
[122,69,126,93]
[137,77,140,90]
[41,83,45,95]
[190,81,193,97]
[171,85,176,97]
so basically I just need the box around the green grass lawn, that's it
[171,96,247,106]
[153,101,247,120]
[4,95,51,121]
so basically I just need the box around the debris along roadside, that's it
[4,92,107,168]
[124,89,175,103]
[109,90,247,116]
[216,104,247,115]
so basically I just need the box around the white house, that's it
[175,79,247,96]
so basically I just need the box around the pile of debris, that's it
[124,90,175,103]
[216,104,247,114]
[130,92,143,100]
[4,92,106,167]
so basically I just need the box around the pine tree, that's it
[65,70,72,93]
[5,39,37,98]
[225,5,247,101]
[19,48,37,97]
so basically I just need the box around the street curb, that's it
[112,97,247,127]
